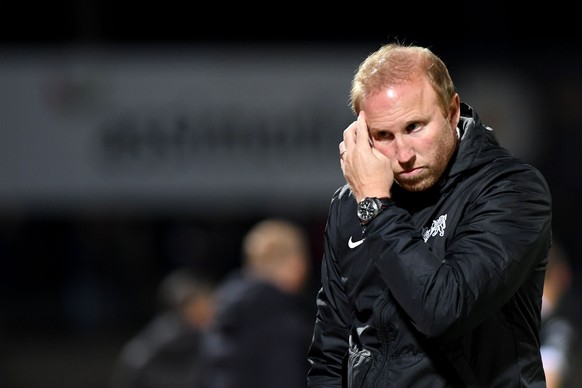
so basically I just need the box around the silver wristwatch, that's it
[357,197,391,225]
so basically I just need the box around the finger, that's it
[339,143,346,170]
[355,111,371,152]
[343,121,357,152]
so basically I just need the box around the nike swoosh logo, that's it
[348,236,365,249]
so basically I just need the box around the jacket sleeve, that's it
[307,189,352,387]
[368,164,552,338]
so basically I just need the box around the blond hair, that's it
[350,43,457,117]
[243,219,308,270]
[241,219,310,293]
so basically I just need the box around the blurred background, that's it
[1,1,581,387]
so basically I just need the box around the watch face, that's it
[357,198,379,222]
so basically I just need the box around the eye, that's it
[372,130,394,141]
[406,122,422,133]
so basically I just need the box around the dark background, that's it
[1,2,582,387]
[2,1,580,48]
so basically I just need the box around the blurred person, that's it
[541,240,577,388]
[307,42,552,387]
[110,268,215,388]
[199,218,313,388]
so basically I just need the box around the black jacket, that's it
[307,103,552,387]
[200,270,313,388]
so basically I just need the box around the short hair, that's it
[350,43,457,117]
[242,219,308,270]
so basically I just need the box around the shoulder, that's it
[487,157,551,197]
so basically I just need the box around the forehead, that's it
[362,77,439,124]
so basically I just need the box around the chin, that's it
[397,178,436,192]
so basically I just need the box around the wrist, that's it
[355,192,391,203]
[356,197,391,225]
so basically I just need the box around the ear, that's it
[449,93,461,129]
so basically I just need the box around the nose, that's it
[394,135,414,163]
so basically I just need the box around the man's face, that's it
[361,77,460,192]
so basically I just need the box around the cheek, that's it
[432,128,457,163]
[411,137,435,159]
[372,141,395,159]
[374,142,396,163]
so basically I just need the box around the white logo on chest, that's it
[348,236,365,248]
[422,214,447,243]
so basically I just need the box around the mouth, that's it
[397,167,423,179]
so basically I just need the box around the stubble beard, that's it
[396,125,458,192]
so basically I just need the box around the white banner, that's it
[0,45,371,216]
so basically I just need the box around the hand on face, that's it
[339,111,393,203]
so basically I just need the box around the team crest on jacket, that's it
[422,214,447,243]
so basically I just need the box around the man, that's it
[111,268,215,388]
[307,43,552,387]
[200,218,313,388]
[540,240,577,388]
